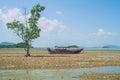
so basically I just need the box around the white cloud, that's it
[0,9,3,18]
[89,28,116,36]
[0,8,31,24]
[0,9,2,14]
[56,11,63,15]
[0,8,22,23]
[38,17,67,33]
[0,8,67,33]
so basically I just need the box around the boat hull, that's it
[48,48,83,54]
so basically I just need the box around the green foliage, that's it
[15,42,33,48]
[6,4,45,56]
[68,45,79,48]
[7,21,25,40]
[7,4,45,41]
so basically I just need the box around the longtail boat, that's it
[47,46,84,54]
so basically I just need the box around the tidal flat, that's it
[0,49,120,80]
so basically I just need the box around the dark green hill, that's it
[0,42,33,48]
[0,42,15,45]
[103,45,120,48]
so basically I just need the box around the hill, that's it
[0,42,33,48]
[0,42,15,45]
[103,45,120,48]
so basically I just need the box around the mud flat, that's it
[0,49,120,69]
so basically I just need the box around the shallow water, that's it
[76,62,89,65]
[0,66,120,80]
[97,54,120,58]
[85,48,120,50]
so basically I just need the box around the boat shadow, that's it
[30,55,71,57]
[1,55,72,57]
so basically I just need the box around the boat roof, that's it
[55,46,69,48]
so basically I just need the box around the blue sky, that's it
[0,0,120,47]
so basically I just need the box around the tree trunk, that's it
[25,41,30,57]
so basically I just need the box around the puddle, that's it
[97,55,114,58]
[0,66,120,80]
[97,54,120,58]
[1,65,15,69]
[76,62,89,64]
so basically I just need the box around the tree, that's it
[6,4,45,57]
[15,42,33,48]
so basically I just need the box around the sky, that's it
[0,0,120,47]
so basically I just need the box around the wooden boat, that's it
[47,46,84,54]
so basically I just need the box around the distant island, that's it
[0,42,14,46]
[102,45,120,48]
[0,42,33,48]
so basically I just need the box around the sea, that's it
[84,47,120,50]
[0,47,120,51]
